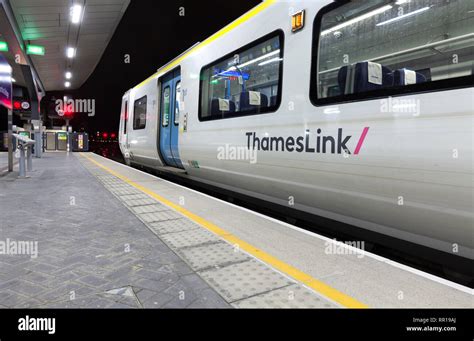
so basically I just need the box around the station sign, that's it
[57,132,67,141]
[26,45,45,56]
[0,42,8,52]
[0,53,13,110]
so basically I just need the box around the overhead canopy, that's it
[9,0,130,91]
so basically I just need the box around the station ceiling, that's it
[9,0,130,91]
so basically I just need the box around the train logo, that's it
[245,127,370,155]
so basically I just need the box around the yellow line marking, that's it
[81,153,369,309]
[134,0,276,89]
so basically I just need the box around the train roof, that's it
[130,0,276,91]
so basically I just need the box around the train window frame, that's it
[162,86,171,128]
[174,81,181,126]
[133,95,147,130]
[309,0,474,107]
[198,29,285,122]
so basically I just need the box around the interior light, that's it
[321,5,393,35]
[238,49,280,68]
[65,81,71,88]
[258,57,283,66]
[376,7,430,26]
[65,71,72,79]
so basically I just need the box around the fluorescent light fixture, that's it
[0,64,12,73]
[65,81,71,88]
[70,4,83,24]
[321,5,393,35]
[258,57,283,66]
[376,6,430,26]
[66,47,76,58]
[395,0,410,4]
[238,49,280,68]
[65,71,72,79]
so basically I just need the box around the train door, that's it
[120,93,130,158]
[159,68,183,168]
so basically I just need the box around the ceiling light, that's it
[65,81,71,88]
[322,5,393,35]
[238,49,280,68]
[65,71,72,79]
[66,47,76,58]
[0,64,12,73]
[70,4,83,24]
[258,57,283,66]
[376,7,430,26]
[11,77,16,83]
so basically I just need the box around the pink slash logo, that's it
[353,127,370,155]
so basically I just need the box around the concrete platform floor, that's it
[0,152,229,308]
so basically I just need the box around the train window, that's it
[310,0,474,105]
[123,101,128,134]
[199,30,284,121]
[175,81,181,125]
[162,86,170,127]
[133,96,147,130]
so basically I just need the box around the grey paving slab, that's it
[233,284,338,308]
[179,242,250,271]
[160,229,220,249]
[131,204,169,214]
[148,218,201,235]
[139,210,183,223]
[200,260,294,303]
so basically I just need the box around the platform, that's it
[0,152,472,308]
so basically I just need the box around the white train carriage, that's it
[119,0,474,265]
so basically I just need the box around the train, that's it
[118,0,474,271]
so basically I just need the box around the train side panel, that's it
[178,0,474,258]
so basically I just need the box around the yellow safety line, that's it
[135,0,277,90]
[81,153,369,309]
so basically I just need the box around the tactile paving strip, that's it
[160,228,219,249]
[179,242,250,271]
[122,197,157,207]
[200,260,294,302]
[119,193,153,201]
[233,284,338,308]
[139,210,182,223]
[131,204,169,214]
[113,187,143,196]
[149,218,201,235]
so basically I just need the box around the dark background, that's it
[45,0,261,134]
